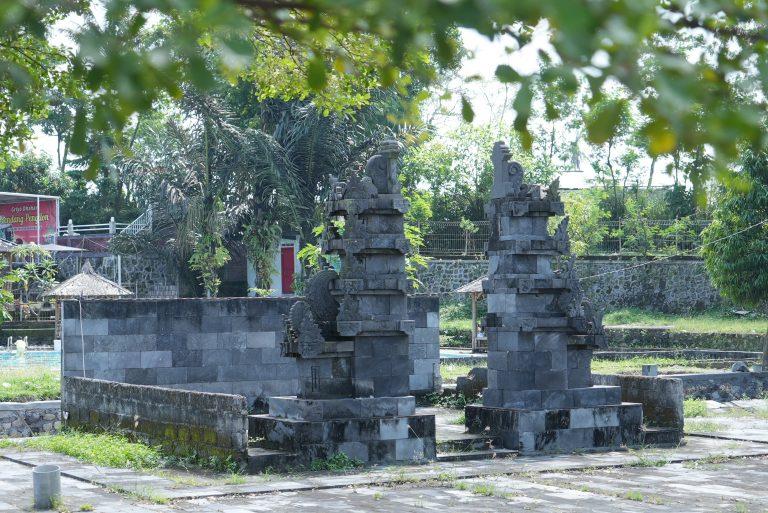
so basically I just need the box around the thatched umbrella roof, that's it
[43,261,133,299]
[0,239,16,253]
[454,275,487,294]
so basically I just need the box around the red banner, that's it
[0,199,58,243]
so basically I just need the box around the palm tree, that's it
[112,90,300,296]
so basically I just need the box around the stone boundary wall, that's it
[61,296,440,409]
[593,375,683,431]
[0,400,62,438]
[672,371,768,401]
[606,328,765,352]
[416,256,722,312]
[62,377,248,459]
[56,253,179,298]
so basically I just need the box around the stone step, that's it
[642,427,683,447]
[246,447,298,474]
[437,434,501,453]
[436,448,517,462]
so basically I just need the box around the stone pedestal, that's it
[251,396,435,464]
[464,141,644,453]
[249,140,436,467]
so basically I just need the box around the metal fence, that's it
[416,219,711,258]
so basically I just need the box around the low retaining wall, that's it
[61,295,441,409]
[606,328,766,352]
[0,400,62,438]
[672,371,768,401]
[417,256,722,312]
[593,375,683,431]
[62,377,248,459]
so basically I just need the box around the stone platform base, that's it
[465,401,643,454]
[248,396,436,471]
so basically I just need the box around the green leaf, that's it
[70,106,87,155]
[644,121,676,156]
[306,56,328,91]
[495,64,519,83]
[461,95,474,122]
[84,153,100,181]
[585,99,624,145]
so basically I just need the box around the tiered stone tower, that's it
[465,141,643,453]
[250,140,436,466]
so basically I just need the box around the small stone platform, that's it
[465,401,643,453]
[249,396,435,471]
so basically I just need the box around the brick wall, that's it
[62,377,248,459]
[61,296,440,408]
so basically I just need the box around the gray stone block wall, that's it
[62,376,248,459]
[0,401,62,437]
[61,296,440,408]
[673,371,768,401]
[593,374,684,431]
[408,295,441,394]
[415,256,722,312]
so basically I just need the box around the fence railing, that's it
[417,219,711,258]
[58,219,129,236]
[121,207,153,236]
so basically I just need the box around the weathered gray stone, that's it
[465,141,643,453]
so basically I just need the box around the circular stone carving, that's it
[305,268,339,322]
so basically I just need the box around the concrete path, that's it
[3,400,768,512]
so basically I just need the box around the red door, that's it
[280,245,295,294]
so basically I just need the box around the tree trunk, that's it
[647,157,657,190]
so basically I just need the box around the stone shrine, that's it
[249,140,436,466]
[465,141,644,453]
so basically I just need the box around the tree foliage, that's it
[702,152,768,307]
[4,0,768,183]
[402,124,556,222]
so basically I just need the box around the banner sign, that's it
[0,199,58,243]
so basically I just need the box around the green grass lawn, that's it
[441,356,714,383]
[0,430,162,469]
[591,356,715,375]
[604,308,768,334]
[0,367,60,402]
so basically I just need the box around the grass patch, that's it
[0,367,60,402]
[604,308,768,334]
[420,391,477,409]
[0,439,19,449]
[471,484,496,496]
[624,490,644,501]
[592,356,713,375]
[24,431,162,469]
[450,413,466,425]
[629,453,669,467]
[684,419,726,433]
[684,399,709,418]
[309,452,363,472]
[440,362,484,383]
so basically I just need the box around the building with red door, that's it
[245,235,300,296]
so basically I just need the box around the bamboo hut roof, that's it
[42,261,133,299]
[454,275,487,294]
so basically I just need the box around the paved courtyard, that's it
[2,401,768,512]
